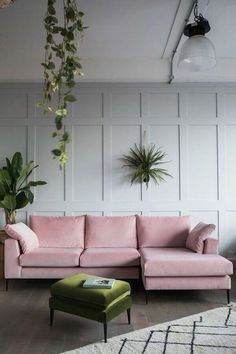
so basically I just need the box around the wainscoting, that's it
[0,83,236,254]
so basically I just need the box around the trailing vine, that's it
[40,0,85,167]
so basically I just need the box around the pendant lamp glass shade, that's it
[178,35,216,72]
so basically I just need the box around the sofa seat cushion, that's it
[80,248,140,267]
[139,248,233,277]
[19,248,83,267]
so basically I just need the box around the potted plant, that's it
[0,152,47,224]
[122,143,172,189]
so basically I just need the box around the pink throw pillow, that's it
[5,222,39,253]
[186,222,216,253]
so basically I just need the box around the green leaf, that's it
[64,94,76,102]
[62,132,70,144]
[11,152,23,180]
[55,108,67,117]
[0,183,6,200]
[66,80,75,88]
[60,28,67,36]
[23,189,34,204]
[0,194,16,211]
[48,5,56,15]
[48,62,55,69]
[67,31,74,41]
[27,181,47,187]
[52,26,64,34]
[5,157,12,176]
[77,20,83,31]
[66,7,76,21]
[55,50,64,59]
[44,16,58,25]
[17,161,33,183]
[46,34,53,43]
[16,192,29,209]
[0,170,11,187]
[52,149,61,157]
[48,0,56,6]
[41,62,49,69]
[55,116,62,130]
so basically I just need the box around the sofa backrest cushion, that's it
[137,215,191,247]
[186,222,216,253]
[5,222,39,253]
[30,215,85,248]
[85,215,137,248]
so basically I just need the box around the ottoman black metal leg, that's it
[227,289,230,304]
[104,323,107,343]
[50,308,54,327]
[5,279,8,291]
[127,308,131,324]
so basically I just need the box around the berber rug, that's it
[63,303,236,353]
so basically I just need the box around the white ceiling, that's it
[0,0,235,83]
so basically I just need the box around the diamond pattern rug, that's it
[63,304,236,354]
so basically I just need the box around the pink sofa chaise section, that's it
[136,215,233,303]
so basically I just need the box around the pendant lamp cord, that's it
[194,0,199,18]
[194,0,204,23]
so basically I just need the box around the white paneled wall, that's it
[0,83,236,254]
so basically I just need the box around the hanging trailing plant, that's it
[122,143,172,189]
[40,0,85,167]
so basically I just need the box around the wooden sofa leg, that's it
[227,289,230,304]
[5,279,8,291]
[104,323,107,343]
[50,309,54,327]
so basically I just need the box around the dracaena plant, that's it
[40,0,85,167]
[0,152,47,224]
[122,143,172,189]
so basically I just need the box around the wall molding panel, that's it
[0,83,236,254]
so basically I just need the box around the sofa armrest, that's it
[5,238,22,278]
[203,238,219,255]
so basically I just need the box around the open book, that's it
[83,278,115,289]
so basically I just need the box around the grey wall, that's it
[0,83,236,254]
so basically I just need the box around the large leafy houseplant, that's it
[122,144,172,189]
[40,0,85,167]
[0,152,47,224]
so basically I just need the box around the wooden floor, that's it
[0,277,235,354]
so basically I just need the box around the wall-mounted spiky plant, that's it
[122,143,172,188]
[40,0,85,167]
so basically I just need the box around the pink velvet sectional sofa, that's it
[4,215,233,302]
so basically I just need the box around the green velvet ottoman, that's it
[49,273,132,342]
